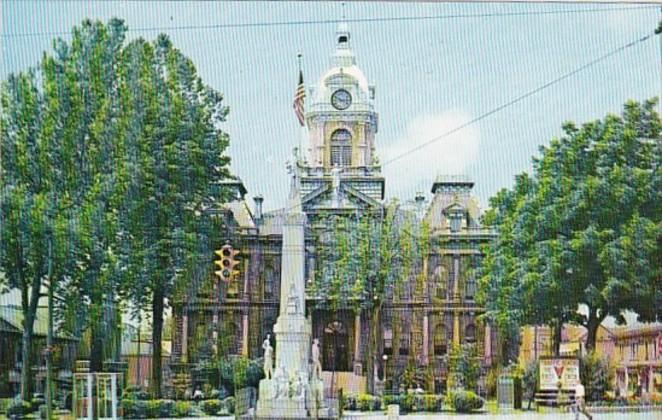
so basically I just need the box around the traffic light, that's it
[214,243,240,282]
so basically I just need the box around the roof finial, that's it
[297,52,302,72]
[341,2,346,21]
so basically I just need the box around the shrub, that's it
[145,399,174,418]
[399,393,415,413]
[121,399,147,418]
[7,400,32,417]
[447,344,480,390]
[445,390,484,413]
[342,395,357,410]
[123,386,149,401]
[172,401,192,418]
[356,394,381,411]
[581,351,614,402]
[417,394,444,412]
[201,399,222,416]
[223,396,235,414]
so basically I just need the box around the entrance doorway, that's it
[323,321,350,372]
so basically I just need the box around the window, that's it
[450,216,462,232]
[330,129,352,167]
[400,334,410,356]
[465,275,476,300]
[383,326,393,355]
[465,324,476,344]
[434,325,448,356]
[433,265,447,299]
[264,266,275,299]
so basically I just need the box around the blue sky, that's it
[3,2,660,212]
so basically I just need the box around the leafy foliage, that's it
[447,344,480,391]
[0,17,232,398]
[445,389,484,412]
[581,351,614,402]
[479,99,661,354]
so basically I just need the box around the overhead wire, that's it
[1,5,658,38]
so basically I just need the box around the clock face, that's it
[331,89,352,110]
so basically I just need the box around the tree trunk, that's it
[152,285,165,398]
[90,317,104,372]
[20,279,41,401]
[552,317,563,357]
[585,308,605,352]
[366,302,381,394]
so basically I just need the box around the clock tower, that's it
[300,23,385,215]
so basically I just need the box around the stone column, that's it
[423,314,429,362]
[354,314,361,359]
[485,323,492,364]
[453,311,461,346]
[181,314,188,362]
[453,255,460,300]
[242,314,249,356]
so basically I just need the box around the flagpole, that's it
[297,52,304,162]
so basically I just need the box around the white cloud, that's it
[382,110,480,200]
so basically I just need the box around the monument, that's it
[256,160,327,418]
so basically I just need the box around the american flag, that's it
[293,70,305,126]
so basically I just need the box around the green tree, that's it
[480,99,661,354]
[118,34,231,396]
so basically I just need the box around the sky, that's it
[2,1,661,213]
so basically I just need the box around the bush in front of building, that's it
[356,394,382,411]
[146,399,175,418]
[445,389,484,413]
[121,398,147,418]
[581,351,614,402]
[381,394,444,413]
[172,401,193,417]
[222,396,235,414]
[201,399,222,415]
[7,400,33,418]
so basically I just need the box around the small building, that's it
[0,304,78,398]
[611,324,662,398]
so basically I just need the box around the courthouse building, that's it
[170,24,497,394]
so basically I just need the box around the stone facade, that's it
[170,24,498,395]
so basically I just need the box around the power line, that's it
[1,5,658,38]
[382,29,659,167]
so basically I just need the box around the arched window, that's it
[465,324,476,344]
[434,324,448,356]
[330,129,352,167]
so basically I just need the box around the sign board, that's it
[539,357,580,390]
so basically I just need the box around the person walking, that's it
[574,382,592,420]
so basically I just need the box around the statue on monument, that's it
[311,338,322,380]
[274,365,289,399]
[262,334,274,379]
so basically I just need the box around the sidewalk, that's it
[343,411,659,419]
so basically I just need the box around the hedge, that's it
[445,390,484,413]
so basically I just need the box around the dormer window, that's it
[450,217,462,232]
[330,129,352,167]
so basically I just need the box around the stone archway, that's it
[323,320,350,372]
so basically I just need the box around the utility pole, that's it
[45,232,54,419]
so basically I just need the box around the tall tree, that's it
[1,18,232,399]
[479,99,661,354]
[119,34,231,396]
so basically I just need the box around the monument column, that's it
[423,314,429,362]
[354,313,361,369]
[453,311,461,346]
[242,314,249,356]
